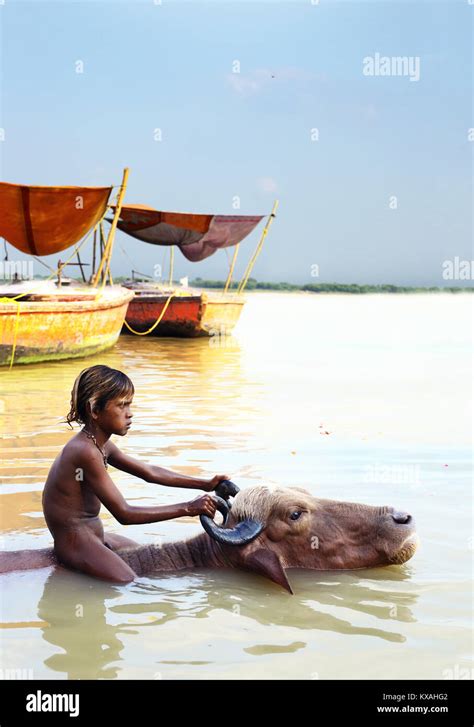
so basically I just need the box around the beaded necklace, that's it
[82,428,108,470]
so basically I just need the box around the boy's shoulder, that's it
[62,431,82,452]
[61,433,101,463]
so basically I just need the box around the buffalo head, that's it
[202,484,419,593]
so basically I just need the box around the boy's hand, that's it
[206,474,231,492]
[186,494,217,518]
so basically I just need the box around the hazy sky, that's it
[0,1,472,285]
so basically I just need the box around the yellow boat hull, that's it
[199,292,245,336]
[0,286,134,366]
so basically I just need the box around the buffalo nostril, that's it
[392,511,412,525]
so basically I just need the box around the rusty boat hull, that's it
[123,286,245,337]
[0,283,134,366]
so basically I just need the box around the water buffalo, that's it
[0,484,418,593]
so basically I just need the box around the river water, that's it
[0,292,472,680]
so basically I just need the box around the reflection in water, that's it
[245,642,306,655]
[36,563,419,678]
[38,569,126,680]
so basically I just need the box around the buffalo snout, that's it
[390,508,413,525]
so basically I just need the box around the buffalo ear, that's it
[241,548,293,594]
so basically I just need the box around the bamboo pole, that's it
[223,243,239,294]
[90,226,97,282]
[100,222,105,255]
[168,245,174,286]
[99,222,106,284]
[103,242,114,286]
[237,199,279,294]
[92,168,129,287]
[57,259,64,287]
[76,251,86,283]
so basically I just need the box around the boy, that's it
[42,365,227,583]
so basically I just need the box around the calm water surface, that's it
[0,293,472,679]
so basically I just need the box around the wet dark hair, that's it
[66,365,134,428]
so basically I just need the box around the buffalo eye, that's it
[290,510,302,521]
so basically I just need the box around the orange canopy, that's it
[0,182,112,256]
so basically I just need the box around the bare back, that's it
[43,434,104,541]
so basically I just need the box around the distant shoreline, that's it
[188,278,473,294]
[25,276,472,294]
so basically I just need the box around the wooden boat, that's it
[122,282,244,337]
[0,282,133,365]
[114,202,278,338]
[0,169,133,366]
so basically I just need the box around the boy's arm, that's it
[81,448,217,525]
[106,440,228,492]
